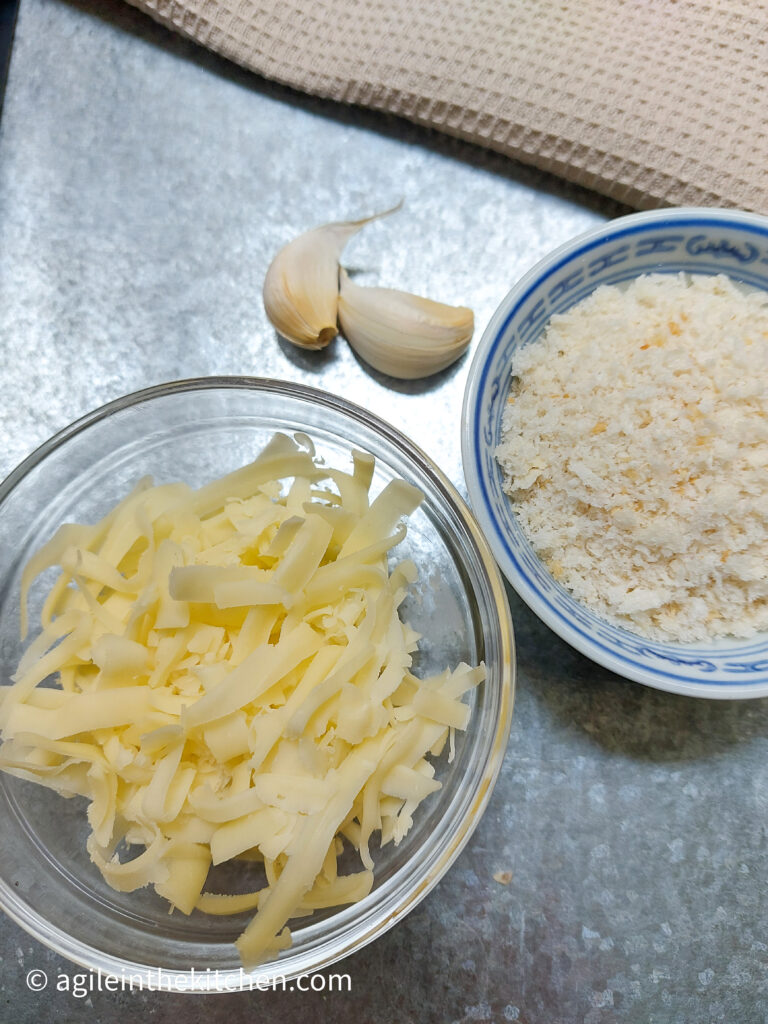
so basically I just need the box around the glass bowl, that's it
[462,207,768,699]
[0,377,514,990]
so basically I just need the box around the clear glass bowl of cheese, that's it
[0,377,514,991]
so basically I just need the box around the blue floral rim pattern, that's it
[463,209,768,698]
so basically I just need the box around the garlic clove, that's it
[263,204,401,350]
[338,270,474,380]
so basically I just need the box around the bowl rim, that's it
[461,206,768,700]
[0,375,515,990]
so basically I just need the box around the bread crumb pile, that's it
[495,273,768,643]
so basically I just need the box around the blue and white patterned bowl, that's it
[462,208,768,699]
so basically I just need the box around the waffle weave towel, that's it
[126,0,768,212]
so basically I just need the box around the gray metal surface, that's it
[0,2,766,1022]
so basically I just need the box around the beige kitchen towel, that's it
[126,0,768,212]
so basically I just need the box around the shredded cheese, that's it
[0,432,484,966]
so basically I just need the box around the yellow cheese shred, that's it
[0,432,485,968]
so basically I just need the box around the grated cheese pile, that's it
[0,433,483,966]
[495,273,768,643]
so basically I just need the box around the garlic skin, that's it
[338,270,474,380]
[263,206,401,350]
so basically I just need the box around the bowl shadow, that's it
[508,586,768,765]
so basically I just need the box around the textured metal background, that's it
[1,2,767,1022]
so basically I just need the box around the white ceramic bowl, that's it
[462,208,768,699]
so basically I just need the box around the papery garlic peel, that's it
[338,270,474,380]
[262,203,401,350]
